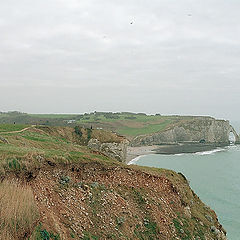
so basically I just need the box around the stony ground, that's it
[29,162,227,240]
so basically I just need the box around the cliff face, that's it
[131,118,239,146]
[71,126,129,162]
[0,124,228,239]
[88,138,128,162]
[29,163,227,240]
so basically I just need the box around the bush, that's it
[7,158,21,171]
[74,126,82,137]
[30,224,60,240]
[124,116,137,120]
[104,114,120,119]
[116,217,125,226]
[87,128,92,141]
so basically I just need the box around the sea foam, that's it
[127,155,145,165]
[194,148,225,156]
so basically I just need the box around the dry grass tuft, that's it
[0,180,39,240]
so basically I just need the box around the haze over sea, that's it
[129,121,240,240]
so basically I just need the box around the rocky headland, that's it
[130,117,239,148]
[0,121,231,239]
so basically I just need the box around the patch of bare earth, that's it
[29,163,225,240]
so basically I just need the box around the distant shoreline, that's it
[126,142,230,164]
[126,145,158,163]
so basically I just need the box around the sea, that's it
[128,121,240,240]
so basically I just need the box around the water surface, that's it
[130,145,240,240]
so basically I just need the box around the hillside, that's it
[0,111,214,138]
[131,117,239,147]
[0,124,227,239]
[1,112,235,147]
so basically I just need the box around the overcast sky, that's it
[0,0,240,120]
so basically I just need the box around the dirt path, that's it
[1,125,36,134]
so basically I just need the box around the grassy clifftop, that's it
[0,125,116,176]
[0,111,215,138]
[0,124,227,240]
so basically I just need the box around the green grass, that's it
[0,142,100,172]
[22,135,49,142]
[118,120,173,136]
[0,143,97,164]
[31,224,60,240]
[82,232,99,240]
[29,114,78,119]
[0,125,121,177]
[0,112,201,138]
[0,124,29,132]
[134,218,160,240]
[73,113,193,137]
[20,131,69,144]
[173,217,191,240]
[133,188,146,205]
[0,143,42,157]
[75,113,162,123]
[54,114,176,138]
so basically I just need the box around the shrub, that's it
[7,158,21,171]
[59,175,71,185]
[103,114,120,119]
[30,224,60,240]
[124,116,137,119]
[116,217,125,226]
[74,126,82,137]
[87,128,92,141]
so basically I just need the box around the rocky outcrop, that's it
[0,136,9,144]
[88,138,129,162]
[131,118,239,146]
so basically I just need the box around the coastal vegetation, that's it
[0,111,205,137]
[0,124,227,239]
[0,123,29,132]
[0,180,38,240]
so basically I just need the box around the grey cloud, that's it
[0,0,240,119]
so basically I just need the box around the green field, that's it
[0,124,29,132]
[118,120,174,136]
[29,114,78,119]
[0,111,199,137]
